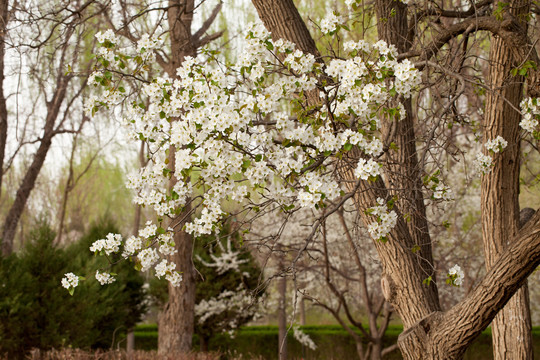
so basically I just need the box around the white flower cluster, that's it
[95,30,117,44]
[366,198,398,241]
[80,23,422,288]
[447,264,465,286]
[90,233,122,255]
[95,270,115,285]
[293,326,317,350]
[520,97,540,133]
[354,158,380,180]
[427,179,454,201]
[484,136,508,153]
[474,153,494,175]
[320,12,341,34]
[154,259,182,286]
[136,34,163,62]
[61,272,79,289]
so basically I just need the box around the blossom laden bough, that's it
[68,22,424,291]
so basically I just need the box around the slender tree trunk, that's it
[481,1,533,357]
[277,268,288,360]
[299,293,305,326]
[158,0,197,354]
[1,78,68,255]
[370,340,382,360]
[199,335,208,352]
[126,332,135,355]
[0,0,8,201]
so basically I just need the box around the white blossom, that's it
[474,153,493,175]
[366,198,398,241]
[448,264,465,286]
[520,98,540,133]
[484,136,508,153]
[95,270,116,285]
[61,272,79,289]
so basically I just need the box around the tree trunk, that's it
[299,293,305,326]
[481,0,533,356]
[375,0,438,298]
[0,0,8,202]
[157,1,197,354]
[126,330,135,355]
[1,77,68,255]
[199,335,208,352]
[277,269,288,360]
[370,340,382,360]
[158,210,195,354]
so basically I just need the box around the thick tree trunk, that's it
[157,1,197,354]
[158,146,195,354]
[158,205,195,354]
[398,210,540,359]
[481,0,533,358]
[1,78,68,255]
[376,0,438,294]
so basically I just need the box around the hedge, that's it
[133,325,540,359]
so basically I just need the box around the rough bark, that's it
[157,1,197,354]
[158,218,195,354]
[481,1,533,357]
[251,0,319,57]
[376,0,438,295]
[1,76,69,255]
[398,210,540,359]
[158,144,195,354]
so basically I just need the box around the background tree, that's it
[0,0,106,254]
[0,218,146,358]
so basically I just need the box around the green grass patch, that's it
[134,324,540,359]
